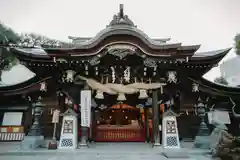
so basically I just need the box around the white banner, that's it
[81,90,92,127]
[212,110,230,124]
[208,110,230,124]
[52,109,60,123]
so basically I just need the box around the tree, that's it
[235,34,240,55]
[0,23,19,79]
[214,76,229,85]
[18,33,71,48]
[0,22,20,44]
[0,22,71,81]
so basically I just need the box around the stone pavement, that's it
[0,142,213,160]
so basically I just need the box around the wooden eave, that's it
[189,77,240,97]
[0,76,52,96]
[190,48,231,62]
[11,47,52,62]
[10,40,230,68]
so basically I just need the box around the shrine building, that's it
[0,4,240,145]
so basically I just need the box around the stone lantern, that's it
[194,101,210,149]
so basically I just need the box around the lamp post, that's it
[196,103,209,136]
[21,99,45,150]
[28,102,44,136]
[194,101,210,149]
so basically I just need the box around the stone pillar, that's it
[144,108,150,143]
[21,101,44,150]
[152,89,160,147]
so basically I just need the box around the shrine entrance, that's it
[94,104,146,142]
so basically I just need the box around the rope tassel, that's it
[138,89,148,99]
[117,93,126,101]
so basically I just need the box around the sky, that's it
[0,0,239,82]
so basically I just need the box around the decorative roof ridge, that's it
[108,4,136,27]
[69,36,171,44]
[67,5,177,49]
[71,26,182,49]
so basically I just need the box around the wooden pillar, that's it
[144,107,150,143]
[57,92,65,140]
[89,109,95,142]
[152,89,160,146]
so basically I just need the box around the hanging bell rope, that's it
[105,76,138,94]
[76,75,116,95]
[75,75,164,95]
[117,93,127,101]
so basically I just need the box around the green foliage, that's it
[0,22,20,44]
[214,76,228,85]
[235,34,240,55]
[0,23,20,81]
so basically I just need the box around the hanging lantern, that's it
[138,89,148,99]
[117,93,126,101]
[95,90,104,99]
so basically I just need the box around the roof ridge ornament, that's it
[108,4,136,27]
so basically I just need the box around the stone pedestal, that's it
[194,121,211,149]
[79,126,88,147]
[194,135,210,149]
[20,136,44,150]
